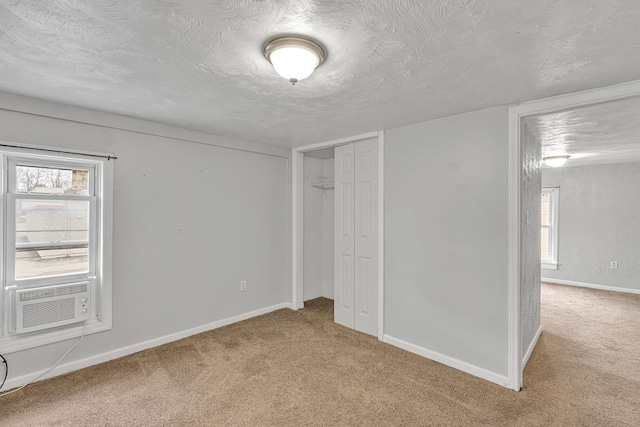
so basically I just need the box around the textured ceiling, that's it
[1,1,640,148]
[525,95,640,167]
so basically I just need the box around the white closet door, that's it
[354,139,378,335]
[334,139,379,335]
[334,143,355,329]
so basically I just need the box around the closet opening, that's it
[294,133,382,337]
[302,147,335,308]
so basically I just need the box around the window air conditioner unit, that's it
[15,282,90,334]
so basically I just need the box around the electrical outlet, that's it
[240,280,247,291]
[611,261,618,269]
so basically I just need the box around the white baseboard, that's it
[542,278,640,295]
[2,302,292,392]
[382,334,510,388]
[322,286,334,300]
[303,292,334,302]
[303,291,323,302]
[522,325,543,367]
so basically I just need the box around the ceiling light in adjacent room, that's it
[264,37,325,85]
[543,155,571,167]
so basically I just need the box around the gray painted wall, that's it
[385,107,509,377]
[520,124,541,362]
[321,159,335,299]
[0,93,290,381]
[303,155,335,301]
[303,156,325,300]
[542,162,640,292]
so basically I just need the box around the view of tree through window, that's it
[17,165,70,193]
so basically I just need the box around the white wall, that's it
[542,162,640,292]
[0,92,291,385]
[520,124,542,365]
[303,157,325,300]
[384,107,510,381]
[303,156,334,301]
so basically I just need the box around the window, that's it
[1,148,112,353]
[541,187,559,269]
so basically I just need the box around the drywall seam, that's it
[1,301,294,392]
[0,93,289,159]
[522,325,543,367]
[382,335,510,388]
[541,278,640,295]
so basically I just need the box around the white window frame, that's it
[0,146,113,353]
[541,186,559,270]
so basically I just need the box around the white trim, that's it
[100,157,114,345]
[522,325,543,367]
[0,151,6,347]
[509,78,640,392]
[0,321,110,354]
[292,131,385,337]
[296,132,379,153]
[507,105,522,391]
[1,301,293,391]
[382,334,510,388]
[291,150,304,310]
[541,187,559,267]
[0,147,113,352]
[303,291,323,301]
[542,278,640,295]
[377,131,385,340]
[512,79,640,117]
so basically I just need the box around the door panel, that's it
[334,144,355,328]
[356,255,371,315]
[354,139,378,335]
[334,139,378,335]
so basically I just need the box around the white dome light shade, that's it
[264,37,325,85]
[543,155,571,167]
[270,47,318,81]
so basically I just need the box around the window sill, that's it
[0,319,110,354]
[542,262,558,270]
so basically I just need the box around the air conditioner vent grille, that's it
[23,298,75,328]
[15,281,91,334]
[20,283,88,302]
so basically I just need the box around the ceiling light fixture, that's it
[543,155,571,167]
[264,36,325,85]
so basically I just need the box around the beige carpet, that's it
[1,283,639,426]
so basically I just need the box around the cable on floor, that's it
[0,321,87,398]
[0,354,7,390]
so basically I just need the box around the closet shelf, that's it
[310,181,334,190]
